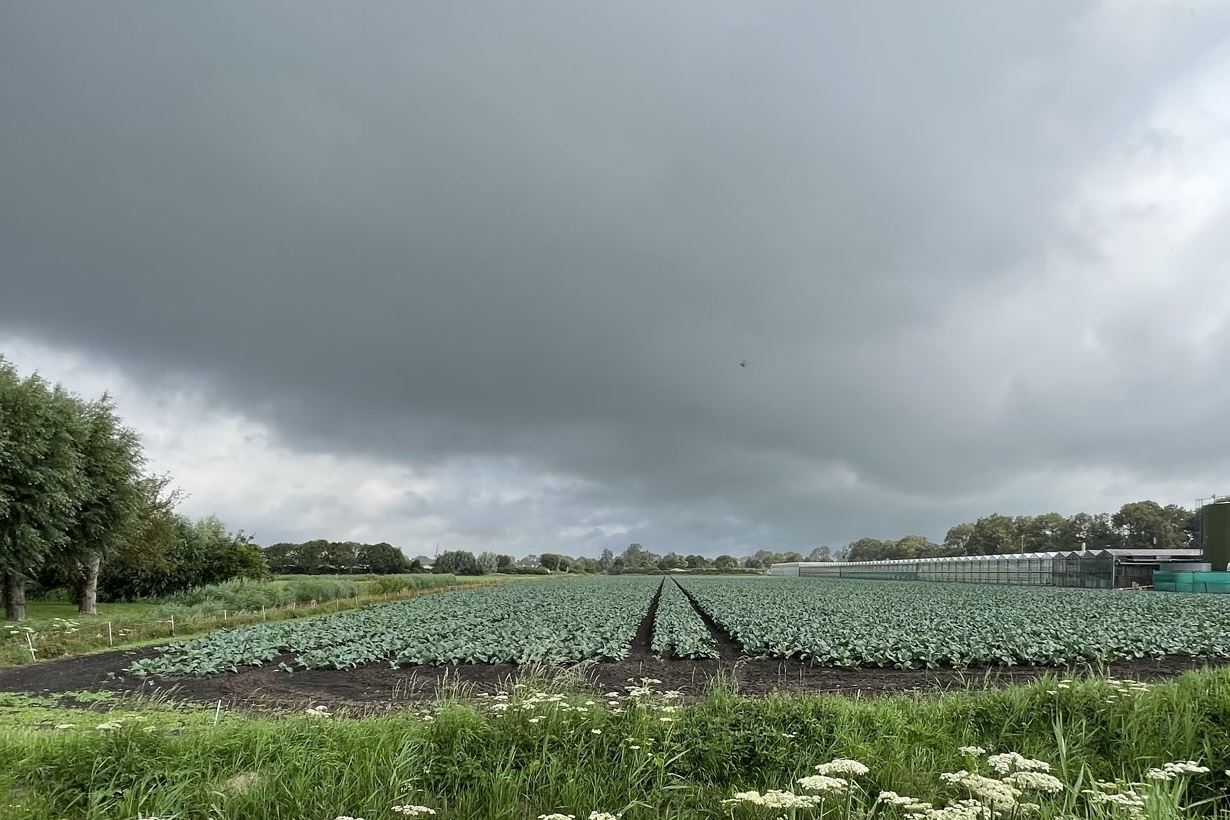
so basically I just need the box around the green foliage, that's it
[367,574,467,596]
[55,394,145,602]
[855,501,1198,564]
[679,577,1230,668]
[650,579,717,659]
[4,669,1230,820]
[99,515,268,601]
[0,361,87,618]
[432,550,483,576]
[1,575,493,667]
[264,540,412,575]
[128,577,660,675]
[156,577,364,614]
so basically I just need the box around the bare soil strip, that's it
[1,640,1226,712]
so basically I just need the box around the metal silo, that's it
[1201,500,1230,571]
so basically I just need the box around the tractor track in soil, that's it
[670,577,743,666]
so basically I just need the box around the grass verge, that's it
[2,667,1230,819]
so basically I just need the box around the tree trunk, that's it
[78,553,101,616]
[3,571,26,621]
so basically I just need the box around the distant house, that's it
[414,556,435,571]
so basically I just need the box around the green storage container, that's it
[1202,502,1230,571]
[1193,572,1230,594]
[1151,570,1230,594]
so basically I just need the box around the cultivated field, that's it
[678,576,1230,667]
[3,575,1230,708]
[5,577,1230,819]
[131,575,1230,676]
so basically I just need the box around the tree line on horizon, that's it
[841,502,1197,563]
[386,500,1201,575]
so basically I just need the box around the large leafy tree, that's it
[0,362,85,620]
[360,542,412,574]
[1112,501,1192,550]
[806,545,832,562]
[433,550,482,576]
[59,395,145,615]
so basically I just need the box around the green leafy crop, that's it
[651,579,717,659]
[677,576,1230,668]
[129,576,659,676]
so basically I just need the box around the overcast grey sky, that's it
[3,2,1230,556]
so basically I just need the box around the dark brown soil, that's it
[1,640,1226,713]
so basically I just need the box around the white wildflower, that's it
[940,770,1020,808]
[587,813,619,820]
[957,746,986,757]
[1147,760,1210,781]
[392,807,437,816]
[986,752,1050,774]
[722,790,825,809]
[1004,771,1064,794]
[815,758,869,777]
[797,774,850,792]
[95,721,123,731]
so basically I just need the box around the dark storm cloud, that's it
[3,1,1230,552]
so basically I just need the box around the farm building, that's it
[768,548,1205,589]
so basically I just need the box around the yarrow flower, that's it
[1145,761,1210,781]
[723,790,825,809]
[815,758,869,776]
[986,752,1050,774]
[797,774,850,792]
[1086,786,1146,820]
[391,806,437,816]
[958,746,986,757]
[538,814,575,820]
[304,705,331,718]
[1004,771,1064,794]
[587,813,620,820]
[939,771,1020,808]
[907,799,994,820]
[95,721,123,732]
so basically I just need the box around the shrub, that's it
[433,551,484,576]
[282,577,362,604]
[367,574,462,595]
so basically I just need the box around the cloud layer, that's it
[3,2,1230,554]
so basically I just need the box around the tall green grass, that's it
[2,668,1230,819]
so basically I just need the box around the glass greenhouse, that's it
[768,549,1205,589]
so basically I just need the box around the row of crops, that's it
[651,580,718,659]
[129,577,663,676]
[676,576,1230,668]
[130,573,1230,677]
